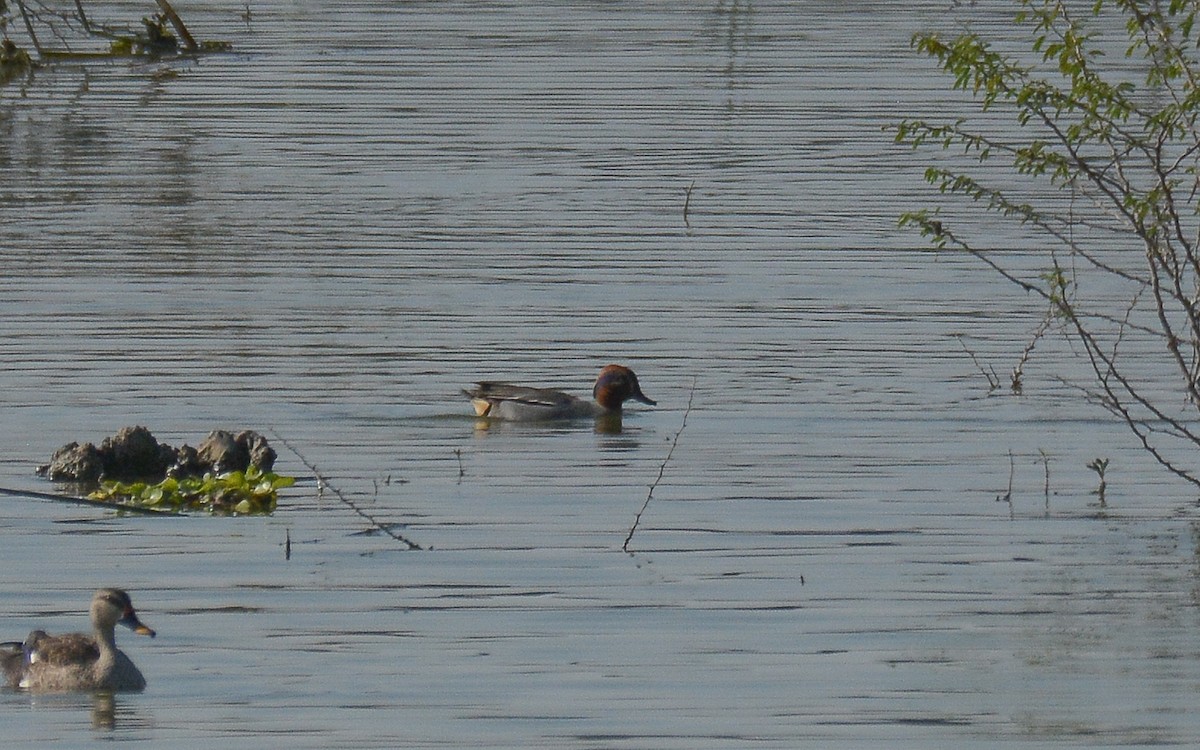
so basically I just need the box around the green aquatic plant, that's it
[89,466,296,515]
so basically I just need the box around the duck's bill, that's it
[120,613,157,638]
[632,391,657,406]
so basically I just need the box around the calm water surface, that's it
[2,1,1200,747]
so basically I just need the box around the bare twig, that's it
[1011,316,1051,394]
[954,335,1000,391]
[154,0,197,51]
[623,377,694,552]
[0,484,179,516]
[15,1,43,54]
[270,429,422,551]
[683,181,695,227]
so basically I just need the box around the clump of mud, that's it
[36,426,277,483]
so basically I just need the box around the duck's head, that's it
[92,589,156,638]
[593,365,657,412]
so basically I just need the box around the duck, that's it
[1,588,155,692]
[465,364,656,421]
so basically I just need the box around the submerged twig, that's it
[623,377,695,553]
[270,429,422,551]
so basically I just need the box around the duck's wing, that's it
[464,383,576,407]
[27,632,99,667]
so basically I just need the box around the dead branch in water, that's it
[270,429,422,551]
[1010,316,1051,394]
[154,0,196,51]
[623,377,695,553]
[0,484,180,516]
[954,335,1000,392]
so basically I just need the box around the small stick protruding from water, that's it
[285,528,292,560]
[1038,448,1051,516]
[996,450,1014,519]
[1087,457,1109,508]
[454,448,465,481]
[683,180,695,227]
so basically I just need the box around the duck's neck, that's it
[92,624,119,672]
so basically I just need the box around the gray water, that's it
[2,0,1200,747]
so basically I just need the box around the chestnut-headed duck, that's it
[465,364,656,421]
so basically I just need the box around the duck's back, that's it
[465,382,596,420]
[18,632,145,692]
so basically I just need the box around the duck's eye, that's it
[102,593,128,608]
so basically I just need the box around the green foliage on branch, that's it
[895,0,1200,487]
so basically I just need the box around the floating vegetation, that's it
[89,466,296,515]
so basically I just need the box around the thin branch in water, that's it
[623,377,695,553]
[0,484,179,516]
[955,335,1000,392]
[1011,315,1051,394]
[15,1,43,54]
[683,180,695,227]
[270,428,422,551]
[154,0,197,51]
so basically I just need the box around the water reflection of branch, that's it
[623,377,695,553]
[270,429,422,551]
